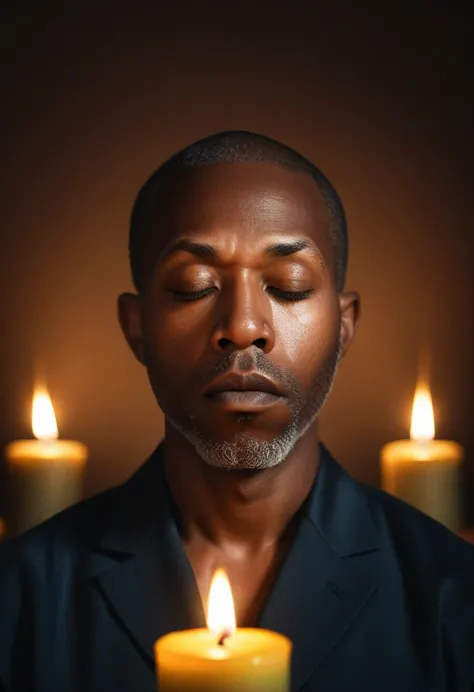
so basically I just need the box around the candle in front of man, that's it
[155,568,292,691]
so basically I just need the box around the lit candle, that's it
[380,381,464,531]
[155,568,292,691]
[4,388,88,536]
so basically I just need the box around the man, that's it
[1,131,473,692]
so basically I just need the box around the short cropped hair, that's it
[129,130,348,292]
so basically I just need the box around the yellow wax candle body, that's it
[4,439,88,536]
[380,439,463,532]
[155,628,291,692]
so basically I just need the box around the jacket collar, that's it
[88,443,380,691]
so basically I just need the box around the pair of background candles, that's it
[3,379,464,539]
[1,380,465,690]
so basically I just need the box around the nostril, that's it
[216,336,267,351]
[217,337,232,350]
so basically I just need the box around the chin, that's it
[191,429,299,472]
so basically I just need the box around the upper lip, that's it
[204,371,285,397]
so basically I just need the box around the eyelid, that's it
[168,287,215,302]
[268,288,314,301]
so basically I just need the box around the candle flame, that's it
[410,382,435,441]
[32,389,58,441]
[206,569,236,637]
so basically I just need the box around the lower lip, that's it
[205,391,284,411]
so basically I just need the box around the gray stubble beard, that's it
[168,337,342,471]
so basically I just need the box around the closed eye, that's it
[268,288,314,301]
[170,288,215,301]
[169,287,314,302]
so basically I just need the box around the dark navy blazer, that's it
[1,444,473,692]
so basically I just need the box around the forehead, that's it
[149,162,334,264]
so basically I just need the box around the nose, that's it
[210,275,275,354]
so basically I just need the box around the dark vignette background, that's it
[0,3,473,523]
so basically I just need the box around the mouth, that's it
[206,390,283,411]
[203,372,286,412]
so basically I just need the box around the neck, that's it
[163,423,321,553]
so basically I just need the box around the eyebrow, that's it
[163,238,326,267]
[264,239,313,257]
[163,240,217,259]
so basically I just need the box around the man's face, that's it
[120,163,358,470]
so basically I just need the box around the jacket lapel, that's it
[259,445,380,692]
[87,446,205,670]
[86,443,381,690]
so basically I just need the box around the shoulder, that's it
[0,484,124,680]
[361,480,474,676]
[0,446,165,578]
[361,481,474,578]
[0,482,122,576]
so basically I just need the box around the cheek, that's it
[142,306,209,378]
[274,293,340,371]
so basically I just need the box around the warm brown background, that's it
[1,5,473,522]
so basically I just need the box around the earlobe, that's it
[339,290,360,357]
[117,293,146,365]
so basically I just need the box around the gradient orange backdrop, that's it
[1,6,472,521]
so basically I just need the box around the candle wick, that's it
[217,629,231,646]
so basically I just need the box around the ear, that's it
[338,290,360,358]
[117,293,146,365]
